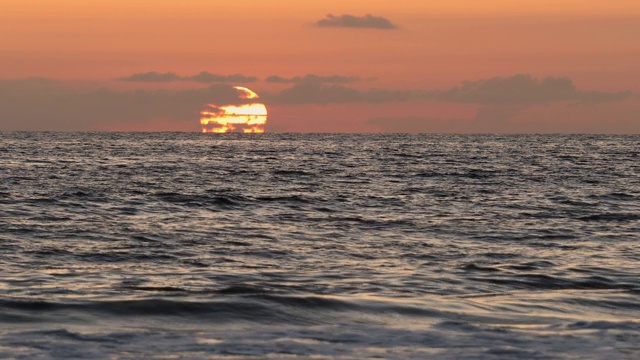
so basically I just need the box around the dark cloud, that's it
[0,79,253,131]
[263,76,429,104]
[185,71,258,83]
[316,14,398,30]
[118,71,181,82]
[262,79,430,104]
[265,74,631,105]
[266,74,361,84]
[118,71,257,83]
[440,74,631,104]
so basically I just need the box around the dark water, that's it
[0,132,638,359]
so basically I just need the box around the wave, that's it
[155,192,245,208]
[3,290,639,328]
[154,191,325,208]
[578,212,640,222]
[0,293,455,327]
[467,273,637,291]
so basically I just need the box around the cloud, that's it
[366,100,640,134]
[265,74,362,84]
[118,71,257,83]
[184,71,257,83]
[316,14,398,29]
[265,74,631,105]
[263,76,429,104]
[263,79,431,104]
[0,79,254,131]
[118,71,181,82]
[440,74,631,104]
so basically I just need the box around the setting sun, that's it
[200,86,267,133]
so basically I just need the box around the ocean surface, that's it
[0,132,638,359]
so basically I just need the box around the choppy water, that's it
[0,132,639,359]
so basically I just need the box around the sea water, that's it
[0,133,638,359]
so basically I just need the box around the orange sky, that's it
[1,1,638,132]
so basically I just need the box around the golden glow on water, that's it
[200,86,267,133]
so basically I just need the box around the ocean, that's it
[0,132,638,359]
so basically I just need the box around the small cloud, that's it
[316,14,398,30]
[117,71,258,83]
[265,74,361,84]
[264,75,290,83]
[185,71,257,83]
[118,71,181,82]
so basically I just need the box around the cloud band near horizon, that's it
[0,74,634,132]
[264,74,631,105]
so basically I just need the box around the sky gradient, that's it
[1,0,639,133]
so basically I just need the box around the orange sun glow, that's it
[200,86,267,133]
